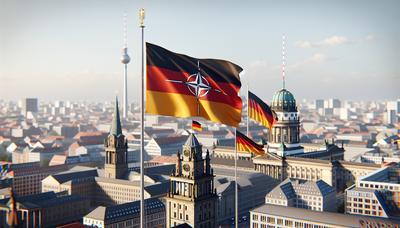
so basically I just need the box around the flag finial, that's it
[139,8,145,28]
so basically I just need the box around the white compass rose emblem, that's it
[186,71,211,98]
[165,60,225,100]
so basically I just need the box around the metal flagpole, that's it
[139,8,145,228]
[234,128,238,228]
[246,84,249,137]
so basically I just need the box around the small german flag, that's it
[236,130,265,155]
[192,120,202,132]
[248,91,277,129]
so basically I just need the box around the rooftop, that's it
[251,204,400,227]
[84,198,164,222]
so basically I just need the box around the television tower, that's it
[120,13,131,119]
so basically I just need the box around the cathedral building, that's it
[268,88,303,156]
[211,86,385,192]
[166,133,217,228]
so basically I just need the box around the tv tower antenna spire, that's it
[121,12,130,119]
[282,34,286,89]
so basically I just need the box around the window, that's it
[253,214,259,221]
[285,220,293,226]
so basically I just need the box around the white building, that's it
[145,135,188,156]
[265,178,336,212]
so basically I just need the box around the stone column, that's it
[39,210,42,227]
[26,210,30,228]
[33,210,36,227]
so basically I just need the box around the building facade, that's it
[10,162,69,196]
[41,165,169,207]
[0,191,90,228]
[83,198,165,228]
[250,204,400,228]
[166,133,218,228]
[253,153,381,191]
[22,98,38,117]
[265,178,336,212]
[345,163,400,218]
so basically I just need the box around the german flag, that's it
[236,130,265,155]
[146,43,243,127]
[192,120,202,132]
[248,91,277,129]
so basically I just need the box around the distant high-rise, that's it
[386,99,400,125]
[315,99,324,109]
[324,98,341,109]
[166,133,217,227]
[120,13,131,119]
[22,98,38,116]
[104,98,128,179]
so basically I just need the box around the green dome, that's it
[271,89,297,112]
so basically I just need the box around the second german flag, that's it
[248,91,277,129]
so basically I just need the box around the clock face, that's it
[184,149,190,157]
[183,164,190,172]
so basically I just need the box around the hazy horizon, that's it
[1,0,399,103]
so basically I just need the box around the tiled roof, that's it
[85,198,164,222]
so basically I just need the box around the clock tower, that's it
[104,98,128,179]
[166,133,217,228]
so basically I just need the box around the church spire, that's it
[110,97,122,136]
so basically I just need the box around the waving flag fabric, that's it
[146,43,243,127]
[236,130,265,155]
[248,90,277,129]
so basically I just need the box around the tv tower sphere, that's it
[121,47,131,64]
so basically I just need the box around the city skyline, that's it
[0,1,399,227]
[1,0,399,102]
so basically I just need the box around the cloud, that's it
[289,53,330,69]
[365,34,375,41]
[295,34,376,49]
[309,53,327,63]
[317,36,348,47]
[295,35,349,48]
[294,41,312,49]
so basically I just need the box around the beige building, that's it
[253,152,381,191]
[345,163,400,218]
[166,133,217,228]
[41,164,168,207]
[265,178,336,212]
[250,204,400,228]
[83,198,165,228]
[10,162,69,196]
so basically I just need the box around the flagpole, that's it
[234,128,238,228]
[139,8,145,228]
[246,84,249,137]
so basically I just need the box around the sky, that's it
[1,0,399,102]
